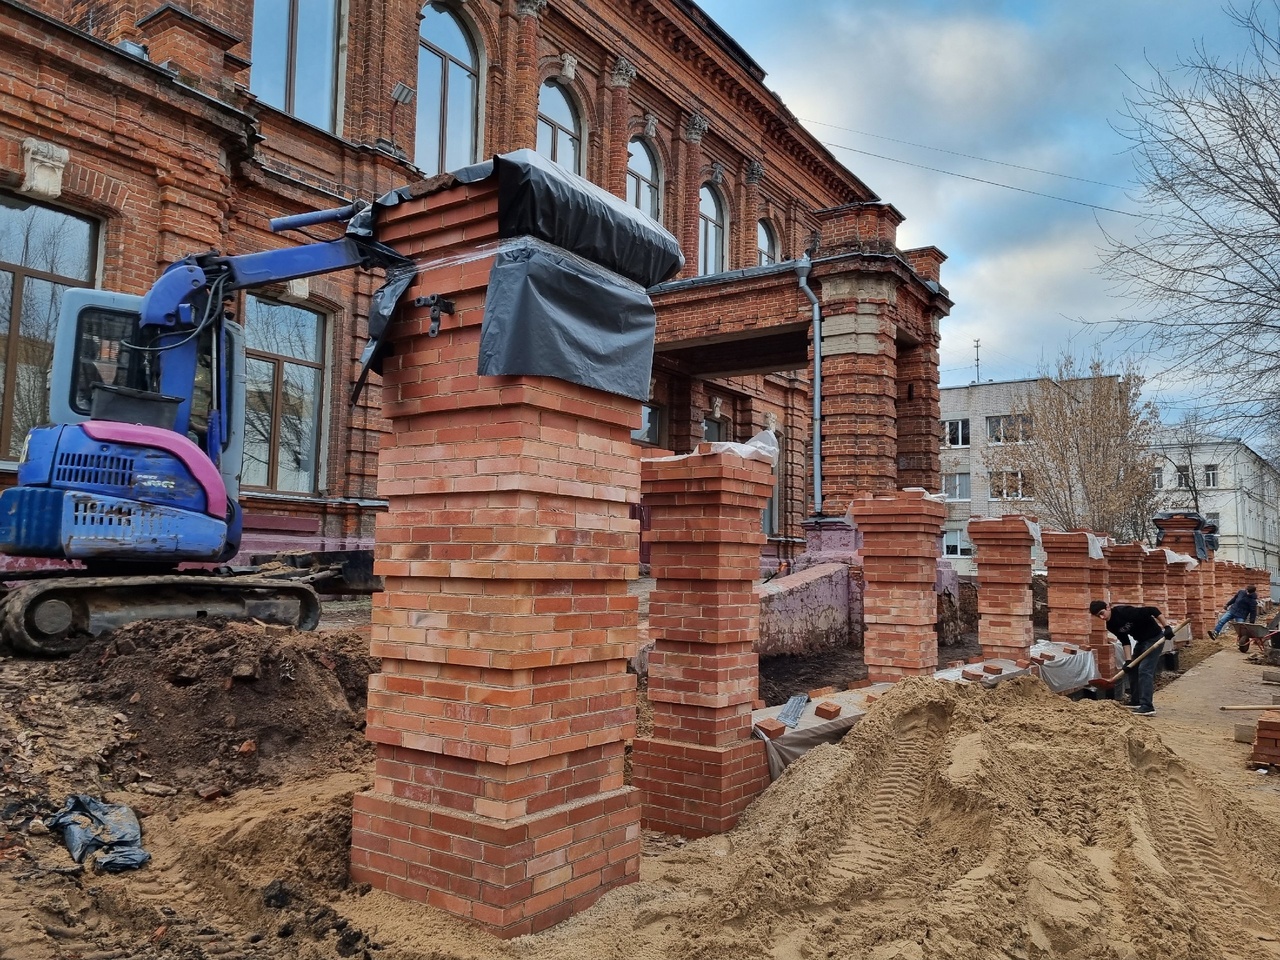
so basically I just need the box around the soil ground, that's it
[4,604,1280,960]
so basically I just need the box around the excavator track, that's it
[0,575,321,656]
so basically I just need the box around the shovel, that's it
[1219,704,1280,711]
[1088,637,1168,692]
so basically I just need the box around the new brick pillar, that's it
[1218,561,1241,607]
[1165,556,1191,627]
[1153,512,1207,636]
[631,445,775,837]
[1141,547,1170,614]
[850,488,946,681]
[968,515,1039,660]
[349,178,641,937]
[1103,543,1146,606]
[1042,530,1107,650]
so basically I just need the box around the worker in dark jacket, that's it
[1089,600,1173,717]
[1210,584,1258,640]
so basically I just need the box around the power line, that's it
[801,117,1128,191]
[818,138,1147,218]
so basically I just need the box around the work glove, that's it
[1162,626,1174,641]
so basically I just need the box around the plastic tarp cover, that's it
[47,795,151,871]
[1037,649,1099,693]
[478,238,656,401]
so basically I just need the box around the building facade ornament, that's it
[685,112,709,142]
[746,159,765,185]
[610,56,637,88]
[515,0,547,17]
[559,53,577,81]
[20,138,70,200]
[710,396,723,420]
[708,161,724,185]
[764,411,778,432]
[643,112,659,138]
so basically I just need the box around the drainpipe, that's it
[796,255,823,515]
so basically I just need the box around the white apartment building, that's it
[938,380,1280,584]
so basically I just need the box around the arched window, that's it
[626,139,660,220]
[250,0,342,132]
[536,81,581,172]
[698,185,726,276]
[757,220,778,265]
[415,5,479,176]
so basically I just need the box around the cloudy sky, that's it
[696,0,1246,414]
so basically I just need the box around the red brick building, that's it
[0,0,949,563]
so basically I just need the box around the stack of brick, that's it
[1102,543,1145,606]
[849,488,946,681]
[968,514,1039,661]
[1152,513,1207,638]
[631,443,775,837]
[1042,530,1114,674]
[350,176,642,937]
[1140,547,1170,617]
[1163,554,1192,630]
[1251,712,1280,767]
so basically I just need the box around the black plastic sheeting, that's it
[357,149,682,402]
[478,238,656,401]
[47,795,151,872]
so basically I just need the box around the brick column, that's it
[349,178,641,937]
[1102,542,1145,606]
[895,336,942,492]
[849,488,946,681]
[631,445,774,837]
[741,160,763,266]
[510,0,546,149]
[1042,530,1106,651]
[1153,512,1207,637]
[678,113,708,278]
[968,515,1038,660]
[1141,547,1169,614]
[605,57,636,198]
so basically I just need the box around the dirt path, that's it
[6,622,1280,959]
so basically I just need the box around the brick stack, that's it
[1153,513,1207,638]
[349,178,642,937]
[1102,543,1146,606]
[631,444,775,837]
[849,488,946,681]
[1163,553,1191,629]
[1251,712,1280,767]
[1141,547,1170,617]
[1041,530,1107,661]
[968,515,1039,661]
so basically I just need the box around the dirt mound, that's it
[59,619,377,795]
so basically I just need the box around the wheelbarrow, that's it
[1229,621,1280,654]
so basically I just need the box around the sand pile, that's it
[8,629,1280,960]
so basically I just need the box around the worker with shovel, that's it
[1089,600,1175,717]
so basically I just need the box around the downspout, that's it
[796,255,823,515]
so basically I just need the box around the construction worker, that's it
[1209,584,1258,640]
[1089,600,1174,717]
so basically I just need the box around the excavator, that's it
[0,201,415,655]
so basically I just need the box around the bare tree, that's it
[985,354,1163,542]
[1103,2,1280,417]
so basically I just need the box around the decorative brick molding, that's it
[850,488,946,680]
[20,138,69,199]
[632,444,775,836]
[969,514,1039,660]
[350,179,640,938]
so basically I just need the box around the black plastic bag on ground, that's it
[47,795,151,871]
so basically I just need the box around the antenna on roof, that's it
[974,339,981,383]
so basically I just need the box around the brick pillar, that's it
[968,515,1038,660]
[850,488,946,681]
[1164,555,1191,627]
[1153,512,1207,637]
[1141,547,1169,614]
[510,0,546,149]
[631,445,774,837]
[349,178,641,937]
[1042,530,1106,650]
[605,57,636,198]
[1102,542,1145,606]
[741,160,763,266]
[679,112,708,278]
[895,336,942,493]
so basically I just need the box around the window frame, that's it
[415,3,480,176]
[943,530,974,557]
[0,194,97,459]
[986,414,1032,444]
[1176,465,1192,489]
[240,294,328,495]
[941,472,971,501]
[1151,467,1164,490]
[698,184,727,276]
[626,138,661,221]
[536,80,582,173]
[757,219,777,265]
[631,402,663,447]
[990,469,1031,500]
[250,0,343,132]
[944,418,971,448]
[1204,463,1219,488]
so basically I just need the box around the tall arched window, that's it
[698,185,726,276]
[757,220,778,265]
[626,139,660,220]
[416,5,479,176]
[536,81,581,172]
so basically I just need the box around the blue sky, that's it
[696,0,1243,412]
